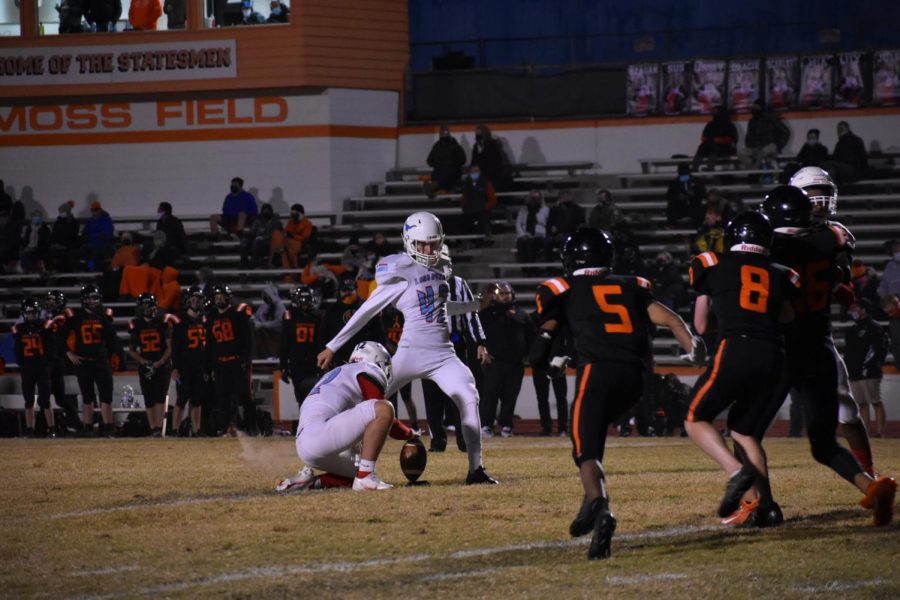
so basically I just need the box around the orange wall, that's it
[0,0,408,100]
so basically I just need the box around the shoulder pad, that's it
[105,308,114,318]
[826,221,855,249]
[538,276,570,296]
[283,309,292,321]
[695,251,719,269]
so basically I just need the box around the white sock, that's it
[357,459,376,477]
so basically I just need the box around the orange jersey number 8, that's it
[212,320,235,343]
[739,265,770,313]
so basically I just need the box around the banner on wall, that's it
[872,50,900,107]
[661,61,690,115]
[0,40,237,86]
[799,55,833,110]
[835,52,865,109]
[765,56,798,111]
[690,59,726,114]
[626,63,659,116]
[727,59,761,113]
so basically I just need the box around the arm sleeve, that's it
[356,372,385,400]
[325,280,406,353]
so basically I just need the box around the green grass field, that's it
[1,435,898,599]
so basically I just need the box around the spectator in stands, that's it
[156,202,187,260]
[49,200,80,272]
[300,252,339,299]
[0,180,11,214]
[56,0,86,33]
[820,121,868,184]
[611,222,644,276]
[515,190,549,267]
[878,238,900,370]
[844,299,888,438]
[143,230,178,270]
[252,284,286,357]
[460,165,496,240]
[691,106,738,171]
[210,177,257,237]
[797,128,828,168]
[0,210,20,273]
[19,210,51,274]
[645,251,686,310]
[665,164,706,228]
[158,266,182,312]
[238,0,265,24]
[851,259,883,318]
[546,191,585,255]
[470,125,510,191]
[364,231,396,263]
[282,203,314,272]
[85,0,122,31]
[717,190,745,225]
[240,202,282,269]
[588,189,624,232]
[128,0,162,30]
[266,0,289,22]
[426,124,467,195]
[692,203,725,254]
[82,201,114,271]
[111,231,140,270]
[321,276,384,365]
[195,266,216,297]
[341,234,369,279]
[740,101,790,169]
[162,0,185,28]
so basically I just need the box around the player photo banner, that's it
[835,52,865,109]
[765,56,798,111]
[872,50,900,107]
[626,63,659,117]
[661,61,691,115]
[727,59,761,113]
[799,55,834,110]
[691,59,726,114]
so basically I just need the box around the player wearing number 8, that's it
[687,211,800,527]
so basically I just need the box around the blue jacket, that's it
[82,210,114,249]
[222,191,258,219]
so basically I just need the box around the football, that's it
[399,437,427,482]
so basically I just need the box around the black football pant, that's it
[175,367,206,409]
[139,365,172,408]
[480,361,524,430]
[533,365,568,434]
[49,357,80,429]
[213,361,257,435]
[21,366,51,410]
[74,359,113,406]
[291,371,320,409]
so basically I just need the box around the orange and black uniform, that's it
[171,310,206,410]
[61,306,118,406]
[686,251,800,434]
[129,314,176,408]
[45,310,81,430]
[13,319,56,411]
[763,223,863,482]
[279,306,323,406]
[204,303,256,434]
[536,270,654,465]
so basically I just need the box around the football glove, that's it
[680,335,707,366]
[547,355,570,379]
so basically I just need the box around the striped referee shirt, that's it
[447,275,486,347]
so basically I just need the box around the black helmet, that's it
[46,289,66,311]
[760,185,812,231]
[725,211,773,255]
[21,297,41,321]
[80,283,101,309]
[561,228,615,275]
[136,292,158,318]
[188,285,204,298]
[290,285,315,310]
[211,284,232,308]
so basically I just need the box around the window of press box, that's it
[0,0,20,36]
[33,0,290,35]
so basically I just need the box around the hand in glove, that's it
[547,355,570,379]
[680,336,707,366]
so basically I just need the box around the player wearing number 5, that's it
[687,211,799,527]
[171,286,207,437]
[127,293,176,437]
[317,212,498,485]
[533,228,704,560]
[204,285,257,436]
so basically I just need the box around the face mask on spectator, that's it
[230,183,240,193]
[807,136,818,144]
[59,209,68,217]
[848,310,860,321]
[470,172,480,181]
[271,6,281,15]
[242,8,252,17]
[679,174,690,183]
[32,216,42,226]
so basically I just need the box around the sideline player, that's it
[761,185,897,526]
[13,298,57,437]
[43,290,81,433]
[533,228,704,560]
[171,286,207,437]
[317,212,497,485]
[789,166,877,476]
[686,212,799,526]
[277,341,417,491]
[127,293,175,437]
[280,285,324,408]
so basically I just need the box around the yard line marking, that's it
[72,566,142,577]
[51,492,265,519]
[72,524,722,599]
[794,578,887,593]
[607,573,689,585]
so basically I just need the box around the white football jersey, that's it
[298,361,388,433]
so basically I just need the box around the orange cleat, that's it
[721,498,759,527]
[859,476,898,526]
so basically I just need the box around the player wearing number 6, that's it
[533,228,704,560]
[687,211,799,527]
[316,212,498,485]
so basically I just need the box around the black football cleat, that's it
[570,496,607,537]
[429,439,447,453]
[718,467,757,518]
[465,466,499,485]
[588,508,617,560]
[754,502,784,528]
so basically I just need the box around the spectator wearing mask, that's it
[162,0,185,28]
[210,177,257,236]
[143,230,177,271]
[515,190,549,266]
[282,203,314,273]
[844,299,889,438]
[111,231,140,270]
[85,0,122,31]
[128,0,162,30]
[82,201,115,272]
[266,0,289,22]
[692,203,725,255]
[341,234,369,279]
[740,101,790,169]
[460,165,496,240]
[546,191,585,255]
[426,124,467,195]
[470,124,510,191]
[19,211,51,274]
[797,128,829,168]
[665,164,707,227]
[877,238,900,370]
[55,0,86,32]
[238,0,265,24]
[50,200,80,272]
[821,121,868,184]
[240,202,282,269]
[588,189,624,232]
[155,202,187,260]
[0,210,20,273]
[252,284,287,358]
[692,106,738,171]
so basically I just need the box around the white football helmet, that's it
[402,211,444,267]
[349,341,392,385]
[789,166,837,217]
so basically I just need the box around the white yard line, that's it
[71,566,142,577]
[794,578,887,593]
[51,492,264,519]
[607,573,690,585]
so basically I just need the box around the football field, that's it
[1,435,898,598]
